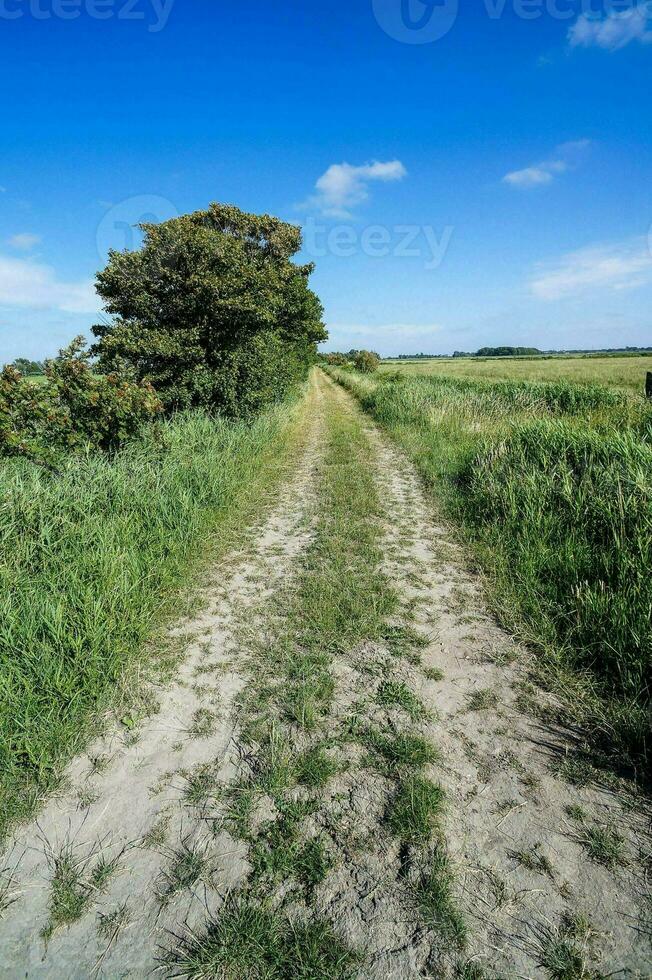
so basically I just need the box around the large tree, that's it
[92,203,326,415]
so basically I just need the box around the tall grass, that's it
[329,368,652,774]
[0,402,302,838]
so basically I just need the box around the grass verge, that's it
[0,395,309,841]
[328,367,651,777]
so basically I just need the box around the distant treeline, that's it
[391,345,652,360]
[4,357,44,375]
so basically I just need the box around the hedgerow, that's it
[0,336,162,467]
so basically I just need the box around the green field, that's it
[382,354,652,394]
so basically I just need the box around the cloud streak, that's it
[529,237,652,301]
[569,3,652,50]
[7,233,41,251]
[304,160,407,217]
[503,140,590,189]
[0,255,100,314]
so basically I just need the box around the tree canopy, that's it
[92,203,327,415]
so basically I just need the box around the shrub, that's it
[0,336,162,466]
[92,202,327,415]
[354,350,380,374]
[1,365,69,464]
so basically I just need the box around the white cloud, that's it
[504,140,590,189]
[569,3,652,50]
[0,255,100,314]
[504,165,558,188]
[7,233,41,251]
[529,238,652,301]
[305,160,407,217]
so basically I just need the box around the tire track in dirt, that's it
[0,379,325,978]
[349,375,651,978]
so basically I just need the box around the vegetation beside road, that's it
[2,203,325,468]
[0,202,326,841]
[0,397,309,841]
[328,367,652,777]
[92,203,326,416]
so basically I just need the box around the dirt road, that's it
[0,371,649,978]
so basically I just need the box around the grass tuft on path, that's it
[387,775,445,844]
[165,895,361,980]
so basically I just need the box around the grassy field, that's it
[329,366,652,777]
[0,398,307,840]
[382,354,652,394]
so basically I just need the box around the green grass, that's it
[42,842,119,938]
[415,845,467,946]
[381,352,652,394]
[44,845,93,934]
[183,762,221,809]
[97,901,130,943]
[329,367,652,774]
[534,915,598,980]
[164,895,361,979]
[386,775,445,844]
[376,679,425,719]
[249,803,331,889]
[456,963,487,979]
[158,837,210,904]
[296,744,340,788]
[466,689,500,712]
[0,398,307,841]
[511,843,555,879]
[576,823,626,868]
[367,730,440,769]
[537,933,590,980]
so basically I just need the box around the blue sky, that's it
[0,0,650,359]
